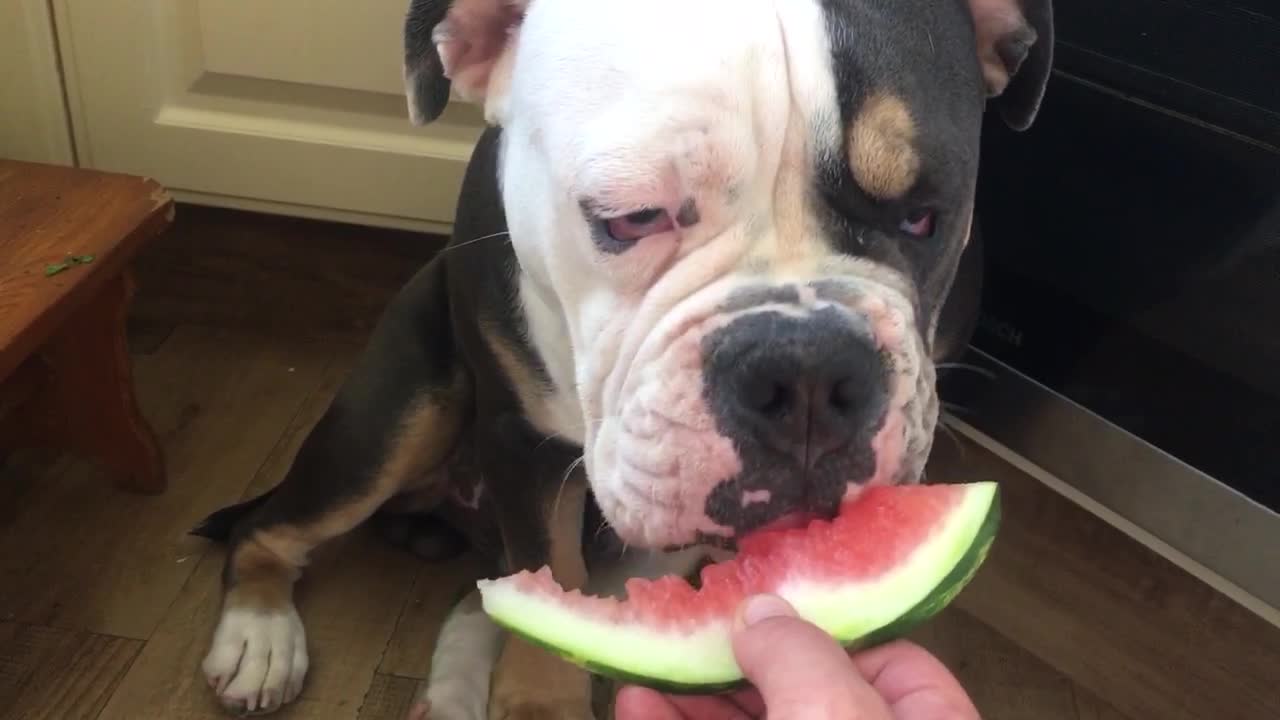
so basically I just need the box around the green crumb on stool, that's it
[44,254,96,277]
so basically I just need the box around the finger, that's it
[732,595,892,719]
[616,686,754,720]
[722,687,765,717]
[852,640,980,719]
[614,686,687,720]
[664,694,756,720]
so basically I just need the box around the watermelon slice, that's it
[476,481,1000,693]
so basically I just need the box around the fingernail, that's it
[740,594,796,627]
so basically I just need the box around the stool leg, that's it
[13,271,167,494]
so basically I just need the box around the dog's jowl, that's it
[191,0,1054,717]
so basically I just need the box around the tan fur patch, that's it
[543,474,589,591]
[226,538,299,610]
[227,372,469,605]
[293,384,466,549]
[378,378,469,498]
[480,320,554,427]
[848,93,921,200]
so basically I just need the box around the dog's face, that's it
[406,0,1052,549]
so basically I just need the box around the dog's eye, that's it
[898,209,936,239]
[604,208,674,245]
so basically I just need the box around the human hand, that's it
[614,594,978,720]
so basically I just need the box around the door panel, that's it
[0,0,76,166]
[54,0,483,229]
[197,0,407,95]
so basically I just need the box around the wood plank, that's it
[1073,686,1133,720]
[0,448,70,534]
[908,608,1080,720]
[356,674,421,720]
[0,621,141,720]
[0,159,173,380]
[98,341,422,719]
[238,339,360,499]
[377,552,490,680]
[926,434,1280,720]
[0,326,330,638]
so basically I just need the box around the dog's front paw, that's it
[202,605,309,715]
[488,636,594,720]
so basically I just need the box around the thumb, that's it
[732,595,892,720]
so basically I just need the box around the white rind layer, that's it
[782,481,996,641]
[478,482,997,686]
[481,589,739,685]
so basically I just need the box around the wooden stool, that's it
[0,159,172,494]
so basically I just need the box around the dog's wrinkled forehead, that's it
[407,0,1050,145]
[406,0,1050,186]
[507,0,987,174]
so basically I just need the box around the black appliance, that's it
[941,0,1280,608]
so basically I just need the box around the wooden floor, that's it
[2,205,1275,720]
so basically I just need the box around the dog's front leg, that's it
[483,414,594,720]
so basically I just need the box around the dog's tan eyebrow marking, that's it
[847,92,921,200]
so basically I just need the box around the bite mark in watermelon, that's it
[476,481,1000,692]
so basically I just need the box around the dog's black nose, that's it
[704,308,889,465]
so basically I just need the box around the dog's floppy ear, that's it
[966,0,1054,131]
[404,0,453,125]
[403,0,528,125]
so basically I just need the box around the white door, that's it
[52,0,486,231]
[1,0,76,166]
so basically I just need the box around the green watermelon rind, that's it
[479,482,1001,695]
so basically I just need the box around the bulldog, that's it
[191,0,1053,717]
